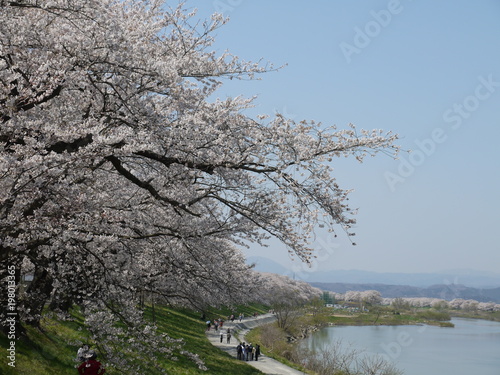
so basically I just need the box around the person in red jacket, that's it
[77,351,105,375]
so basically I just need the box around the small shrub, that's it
[416,309,451,321]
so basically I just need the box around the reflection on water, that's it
[303,318,500,375]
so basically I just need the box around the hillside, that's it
[0,305,267,375]
[311,282,500,303]
[248,257,500,288]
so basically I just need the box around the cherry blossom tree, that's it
[0,0,398,371]
[340,290,381,310]
[360,290,382,306]
[256,272,323,306]
[344,291,362,303]
[255,272,322,330]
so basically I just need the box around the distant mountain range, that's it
[247,256,500,288]
[247,256,500,302]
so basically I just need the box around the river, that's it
[303,318,500,375]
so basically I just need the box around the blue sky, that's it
[189,1,500,275]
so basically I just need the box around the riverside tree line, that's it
[329,291,500,312]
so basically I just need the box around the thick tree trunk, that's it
[23,267,53,327]
[48,292,74,313]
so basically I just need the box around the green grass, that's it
[202,303,270,322]
[0,305,266,375]
[327,312,416,326]
[450,309,500,322]
[327,307,452,326]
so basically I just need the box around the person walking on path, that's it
[242,343,248,361]
[245,344,250,361]
[226,328,231,344]
[236,343,243,360]
[220,330,224,343]
[254,344,261,361]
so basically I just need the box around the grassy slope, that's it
[0,304,268,375]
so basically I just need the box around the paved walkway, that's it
[205,314,305,375]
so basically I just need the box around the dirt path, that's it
[205,313,306,375]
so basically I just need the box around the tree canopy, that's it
[0,0,398,371]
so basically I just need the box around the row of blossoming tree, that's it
[332,292,500,311]
[0,0,398,371]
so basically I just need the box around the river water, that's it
[303,318,500,375]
